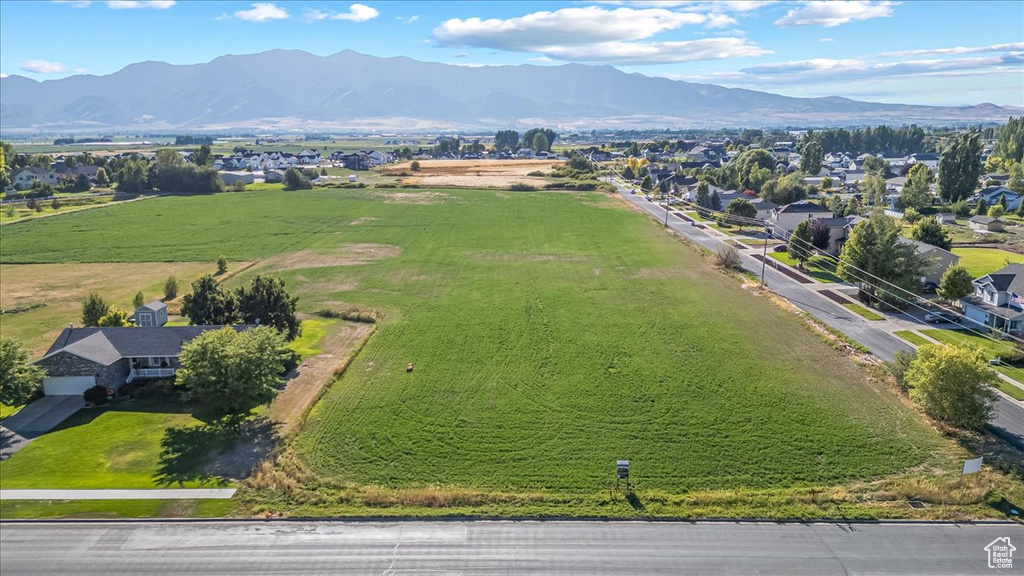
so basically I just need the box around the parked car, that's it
[630,189,636,195]
[924,311,961,324]
[921,281,938,294]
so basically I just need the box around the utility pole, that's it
[664,194,670,227]
[760,223,770,289]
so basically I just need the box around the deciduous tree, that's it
[937,264,974,303]
[899,163,933,210]
[938,131,983,202]
[81,293,110,327]
[910,216,951,250]
[906,344,998,430]
[97,308,131,327]
[181,275,238,326]
[837,211,922,306]
[788,219,814,267]
[236,275,301,341]
[0,339,44,406]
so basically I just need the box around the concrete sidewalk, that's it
[0,488,237,500]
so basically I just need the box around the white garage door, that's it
[43,376,96,396]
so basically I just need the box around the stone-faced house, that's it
[35,325,246,396]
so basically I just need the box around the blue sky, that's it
[1,1,1022,106]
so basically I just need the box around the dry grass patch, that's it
[385,159,559,189]
[260,244,402,271]
[372,191,457,205]
[0,262,218,355]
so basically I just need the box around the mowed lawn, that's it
[952,247,1024,278]
[0,189,946,496]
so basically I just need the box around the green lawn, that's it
[289,318,341,359]
[767,252,845,283]
[0,499,235,520]
[0,188,967,514]
[893,330,932,347]
[843,302,884,321]
[0,402,23,420]
[951,247,1024,278]
[919,329,1017,359]
[0,396,228,489]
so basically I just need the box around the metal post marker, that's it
[760,223,770,289]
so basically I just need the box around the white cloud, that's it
[106,1,175,9]
[593,1,775,12]
[0,73,8,79]
[51,1,93,7]
[234,2,289,22]
[307,4,379,22]
[544,38,770,65]
[21,59,70,73]
[704,13,738,28]
[819,37,835,42]
[775,1,895,28]
[407,15,419,23]
[877,42,1024,58]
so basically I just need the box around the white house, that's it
[908,153,940,169]
[10,167,59,191]
[961,263,1024,334]
[220,171,255,186]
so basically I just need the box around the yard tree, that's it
[181,275,238,326]
[176,326,287,416]
[938,131,983,202]
[410,160,421,172]
[116,158,147,194]
[810,218,832,250]
[729,148,775,191]
[50,198,61,211]
[283,167,312,191]
[988,205,1006,219]
[787,219,814,267]
[906,344,998,430]
[0,339,45,406]
[937,264,974,304]
[910,216,951,250]
[217,256,228,275]
[155,148,185,168]
[708,190,722,212]
[164,276,179,299]
[133,291,145,309]
[861,155,889,176]
[97,307,131,327]
[992,116,1024,163]
[493,130,520,151]
[861,173,886,207]
[837,211,922,306]
[695,180,710,205]
[819,175,833,193]
[235,275,301,341]
[0,141,9,189]
[521,128,556,152]
[194,144,212,167]
[975,197,988,216]
[640,174,653,192]
[760,172,807,205]
[799,141,823,175]
[899,163,933,210]
[531,132,550,154]
[73,173,92,192]
[81,293,110,327]
[95,167,109,187]
[1009,162,1024,193]
[724,198,757,227]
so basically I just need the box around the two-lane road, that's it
[1,520,1021,575]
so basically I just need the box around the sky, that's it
[0,0,1022,107]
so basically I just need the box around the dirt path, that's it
[267,321,376,439]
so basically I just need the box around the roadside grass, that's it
[767,252,844,283]
[952,247,1024,278]
[0,499,235,520]
[992,378,1024,400]
[893,330,932,347]
[919,329,1017,359]
[0,402,22,420]
[0,262,217,356]
[843,302,885,321]
[288,318,342,359]
[0,396,229,489]
[0,187,1011,518]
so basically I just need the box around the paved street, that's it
[608,179,1024,448]
[1,520,1020,575]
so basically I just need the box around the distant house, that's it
[980,173,1009,185]
[264,170,284,184]
[969,215,1004,232]
[769,200,834,235]
[810,215,863,255]
[9,167,59,191]
[132,301,167,327]
[909,153,940,169]
[897,238,960,285]
[961,263,1024,335]
[220,171,255,186]
[936,213,958,225]
[34,325,248,396]
[581,147,612,162]
[976,186,1022,212]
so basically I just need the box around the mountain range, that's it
[1,49,1018,132]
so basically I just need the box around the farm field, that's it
[381,159,563,188]
[0,187,1011,518]
[0,262,217,355]
[951,247,1024,278]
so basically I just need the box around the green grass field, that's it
[843,302,884,321]
[0,188,980,516]
[893,330,932,347]
[918,328,1024,396]
[766,252,844,283]
[952,247,1024,278]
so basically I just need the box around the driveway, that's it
[0,395,84,460]
[607,178,1024,449]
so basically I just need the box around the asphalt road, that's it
[609,180,1024,448]
[1,520,1020,575]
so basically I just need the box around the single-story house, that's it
[976,186,1022,212]
[769,200,834,235]
[969,215,1004,232]
[961,263,1024,335]
[909,153,940,169]
[9,167,59,191]
[34,325,248,396]
[264,170,283,184]
[897,238,960,285]
[936,213,958,225]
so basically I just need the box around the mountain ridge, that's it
[1,49,1018,132]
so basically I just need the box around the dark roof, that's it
[975,263,1024,293]
[41,325,249,366]
[777,201,832,214]
[961,296,1024,320]
[139,300,166,312]
[911,153,940,161]
[969,215,1000,224]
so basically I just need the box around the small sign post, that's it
[616,460,630,491]
[962,457,983,475]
